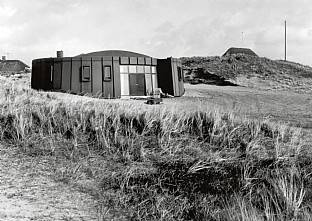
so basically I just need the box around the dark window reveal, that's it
[104,66,111,81]
[178,67,182,81]
[82,66,90,82]
[50,66,53,82]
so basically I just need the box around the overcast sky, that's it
[1,0,312,67]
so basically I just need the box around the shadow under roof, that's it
[75,50,151,58]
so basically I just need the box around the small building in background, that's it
[0,57,30,73]
[222,47,258,57]
[31,50,185,98]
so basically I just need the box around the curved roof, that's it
[222,47,258,57]
[75,50,151,58]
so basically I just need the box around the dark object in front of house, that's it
[31,50,184,99]
[146,97,163,105]
[146,88,164,105]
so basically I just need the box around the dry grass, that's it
[0,75,312,220]
[182,84,312,129]
[182,54,312,94]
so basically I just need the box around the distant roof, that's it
[0,60,30,72]
[222,47,258,57]
[75,50,151,58]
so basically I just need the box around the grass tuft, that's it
[0,77,312,220]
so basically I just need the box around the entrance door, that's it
[129,74,146,96]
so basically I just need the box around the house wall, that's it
[53,58,62,90]
[31,60,39,89]
[71,58,81,94]
[157,58,184,96]
[92,57,103,97]
[31,55,184,98]
[81,57,92,94]
[157,58,174,95]
[61,58,71,92]
[103,57,114,98]
[112,57,121,98]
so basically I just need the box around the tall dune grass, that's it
[0,79,311,220]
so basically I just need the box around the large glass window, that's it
[120,65,157,96]
[145,74,152,95]
[152,74,157,91]
[120,74,129,95]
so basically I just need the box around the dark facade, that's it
[157,58,184,96]
[31,50,184,98]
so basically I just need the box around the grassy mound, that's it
[182,55,312,93]
[0,80,312,220]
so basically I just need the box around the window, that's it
[103,66,111,81]
[119,65,155,96]
[144,66,151,73]
[137,66,144,73]
[82,66,90,82]
[120,65,128,73]
[178,67,182,81]
[50,65,53,82]
[120,74,129,95]
[151,66,156,73]
[145,74,152,95]
[129,66,137,73]
[152,74,157,91]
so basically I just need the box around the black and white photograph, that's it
[0,0,312,220]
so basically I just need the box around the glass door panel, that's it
[152,74,158,91]
[120,74,130,95]
[145,74,153,95]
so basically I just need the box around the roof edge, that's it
[75,50,151,58]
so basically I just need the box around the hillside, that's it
[181,55,312,93]
[0,72,312,220]
[0,60,30,73]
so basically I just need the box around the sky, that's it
[1,0,312,67]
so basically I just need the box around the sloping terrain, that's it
[0,60,30,72]
[0,61,312,220]
[181,55,312,93]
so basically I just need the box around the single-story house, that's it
[31,50,185,98]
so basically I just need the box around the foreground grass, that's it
[0,80,312,220]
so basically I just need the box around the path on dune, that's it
[0,145,97,221]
